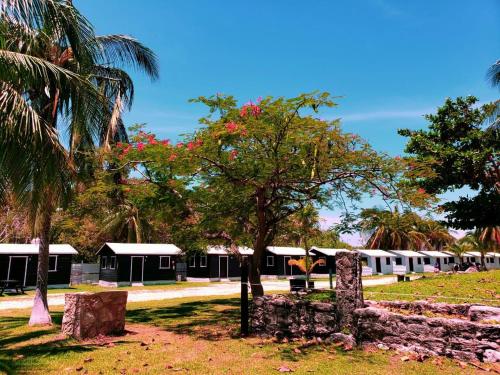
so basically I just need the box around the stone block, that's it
[61,291,128,340]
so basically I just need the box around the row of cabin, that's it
[2,242,500,288]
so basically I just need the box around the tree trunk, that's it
[29,207,53,326]
[480,252,486,270]
[250,189,268,298]
[249,256,264,297]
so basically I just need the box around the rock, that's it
[468,305,500,322]
[335,251,364,334]
[377,343,389,350]
[483,349,500,363]
[328,333,356,348]
[61,291,128,340]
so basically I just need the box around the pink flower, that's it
[417,188,426,194]
[137,142,145,152]
[147,135,157,145]
[169,153,177,161]
[187,142,195,151]
[195,139,203,147]
[176,142,184,148]
[256,96,262,103]
[161,139,170,146]
[225,121,238,133]
[229,149,239,160]
[241,127,248,136]
[240,102,261,118]
[116,142,123,148]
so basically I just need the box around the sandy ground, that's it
[0,277,398,310]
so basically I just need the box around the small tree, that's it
[115,93,424,296]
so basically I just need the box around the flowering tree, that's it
[114,92,424,296]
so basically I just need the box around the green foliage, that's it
[113,92,427,294]
[399,96,499,229]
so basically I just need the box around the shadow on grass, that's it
[126,297,241,340]
[0,313,98,374]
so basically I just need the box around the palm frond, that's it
[94,34,159,80]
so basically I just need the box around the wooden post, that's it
[329,267,333,289]
[240,261,249,337]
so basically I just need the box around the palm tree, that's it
[0,0,158,325]
[445,241,471,265]
[461,228,500,269]
[418,219,454,251]
[359,208,428,250]
[487,60,500,88]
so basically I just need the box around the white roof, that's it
[0,244,77,255]
[487,252,500,258]
[207,246,254,255]
[267,246,306,256]
[99,243,181,255]
[442,251,458,257]
[356,249,396,257]
[388,250,424,258]
[419,250,449,258]
[310,247,349,256]
[464,251,483,257]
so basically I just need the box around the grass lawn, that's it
[364,270,500,306]
[0,271,498,374]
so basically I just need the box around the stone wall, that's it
[355,303,500,363]
[250,295,500,362]
[251,294,337,339]
[61,291,128,340]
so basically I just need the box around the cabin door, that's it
[375,257,382,273]
[284,256,292,276]
[409,258,414,272]
[130,256,144,283]
[219,256,228,279]
[8,256,28,286]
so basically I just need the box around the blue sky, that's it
[77,0,499,244]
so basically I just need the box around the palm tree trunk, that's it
[480,252,486,270]
[29,206,53,326]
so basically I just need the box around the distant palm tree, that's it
[461,228,500,269]
[418,219,455,251]
[0,0,158,325]
[359,208,428,250]
[445,241,471,265]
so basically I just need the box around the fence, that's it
[70,263,99,285]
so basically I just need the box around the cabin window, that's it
[470,257,476,263]
[424,257,430,265]
[48,255,58,272]
[200,255,207,268]
[385,257,390,265]
[189,256,196,268]
[109,256,117,270]
[361,257,368,267]
[100,256,107,269]
[448,257,455,264]
[417,258,422,264]
[266,256,275,267]
[395,258,402,266]
[444,258,448,264]
[159,256,171,269]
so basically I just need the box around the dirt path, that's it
[0,277,398,310]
